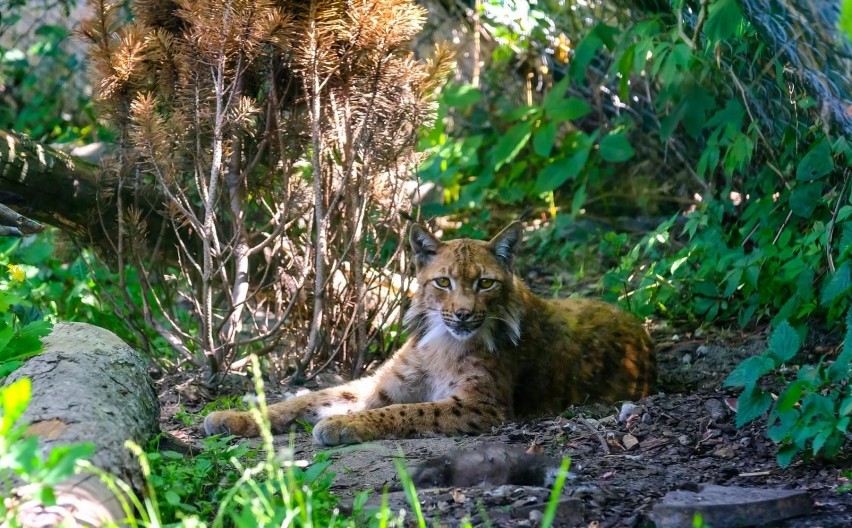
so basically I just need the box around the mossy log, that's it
[2,322,160,526]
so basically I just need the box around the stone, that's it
[652,484,812,528]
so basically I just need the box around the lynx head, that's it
[404,222,524,352]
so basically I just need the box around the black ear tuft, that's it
[487,221,523,270]
[410,224,442,270]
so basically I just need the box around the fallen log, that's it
[2,322,160,526]
[0,129,178,257]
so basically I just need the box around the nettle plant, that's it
[419,0,851,465]
[724,317,852,467]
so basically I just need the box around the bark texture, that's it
[3,322,160,525]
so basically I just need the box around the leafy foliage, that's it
[418,0,852,466]
[0,0,104,142]
[0,231,168,359]
[724,318,851,467]
[0,250,52,376]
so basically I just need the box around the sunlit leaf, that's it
[533,121,556,157]
[492,121,532,171]
[1,378,32,435]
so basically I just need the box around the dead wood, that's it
[2,322,160,525]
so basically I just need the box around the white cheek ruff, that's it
[405,292,524,355]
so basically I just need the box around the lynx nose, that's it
[455,308,472,321]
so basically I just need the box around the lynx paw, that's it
[312,416,374,446]
[203,410,260,438]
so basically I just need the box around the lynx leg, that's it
[312,395,508,446]
[203,370,403,437]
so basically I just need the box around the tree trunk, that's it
[2,322,160,525]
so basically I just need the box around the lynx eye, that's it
[477,278,496,290]
[433,277,451,289]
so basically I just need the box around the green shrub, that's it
[420,0,851,467]
[724,317,851,467]
[0,259,52,377]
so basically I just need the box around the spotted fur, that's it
[204,222,656,445]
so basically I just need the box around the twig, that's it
[825,172,850,273]
[771,210,794,246]
[580,417,610,455]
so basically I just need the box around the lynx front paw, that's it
[203,410,260,438]
[312,416,375,446]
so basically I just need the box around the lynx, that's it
[204,222,656,446]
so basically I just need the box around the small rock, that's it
[682,353,693,364]
[696,344,710,356]
[678,435,691,446]
[672,334,681,342]
[713,446,736,459]
[528,510,543,523]
[618,402,638,422]
[623,433,640,451]
[641,413,654,425]
[704,398,727,421]
[694,328,705,338]
[599,415,618,426]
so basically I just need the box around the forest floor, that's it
[159,327,852,527]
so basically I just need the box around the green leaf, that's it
[840,396,852,417]
[775,381,803,412]
[542,76,570,115]
[0,360,24,378]
[1,378,32,435]
[840,222,852,255]
[165,490,181,505]
[820,261,852,305]
[571,184,587,214]
[812,427,833,455]
[736,385,772,427]
[17,241,53,265]
[842,0,852,39]
[42,443,95,485]
[533,133,592,194]
[492,121,532,171]
[789,183,823,218]
[533,121,557,157]
[39,486,57,507]
[828,309,852,381]
[598,132,635,162]
[723,355,775,388]
[546,97,592,122]
[442,84,481,108]
[776,443,799,468]
[767,320,801,363]
[796,138,834,181]
[704,0,743,42]
[0,326,15,357]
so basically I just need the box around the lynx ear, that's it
[410,224,442,270]
[488,221,523,270]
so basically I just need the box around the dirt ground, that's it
[159,329,852,527]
